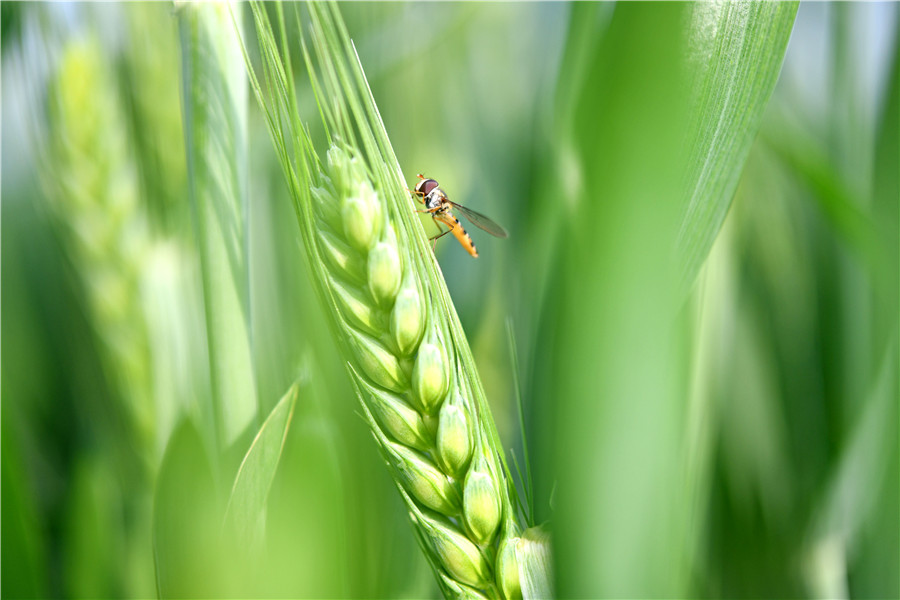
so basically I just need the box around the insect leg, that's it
[406,187,426,207]
[429,218,453,251]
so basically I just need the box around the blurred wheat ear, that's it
[44,37,155,455]
[233,2,549,598]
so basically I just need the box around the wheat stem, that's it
[178,1,258,447]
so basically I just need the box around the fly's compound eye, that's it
[415,179,439,197]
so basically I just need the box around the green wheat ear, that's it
[44,38,155,456]
[236,2,549,597]
[307,140,516,598]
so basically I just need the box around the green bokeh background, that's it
[2,2,897,598]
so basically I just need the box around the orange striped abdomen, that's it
[436,213,478,258]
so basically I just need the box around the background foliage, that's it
[2,2,897,598]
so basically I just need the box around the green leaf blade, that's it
[678,1,799,293]
[224,383,299,550]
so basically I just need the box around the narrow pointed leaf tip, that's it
[677,1,798,292]
[224,384,299,550]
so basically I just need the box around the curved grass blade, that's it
[224,383,300,551]
[677,1,798,294]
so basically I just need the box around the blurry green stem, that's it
[179,2,257,446]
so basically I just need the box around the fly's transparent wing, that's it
[450,203,509,238]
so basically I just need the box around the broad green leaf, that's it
[551,2,797,597]
[224,382,299,550]
[677,1,798,294]
[152,419,222,598]
[553,4,694,596]
[178,1,257,446]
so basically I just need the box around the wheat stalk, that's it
[178,0,259,447]
[237,2,536,597]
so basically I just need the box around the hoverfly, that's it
[410,174,508,258]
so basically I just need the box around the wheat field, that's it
[2,2,897,598]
